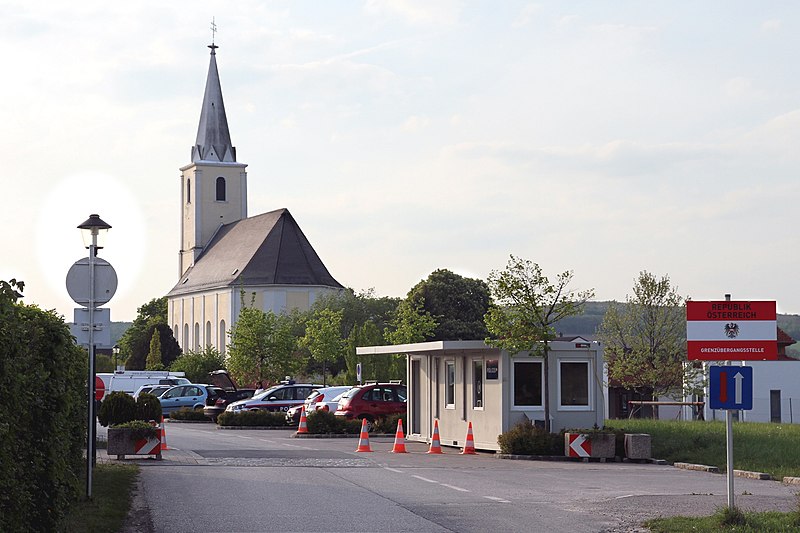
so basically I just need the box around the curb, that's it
[674,462,719,473]
[497,454,577,462]
[216,425,295,430]
[734,469,771,480]
[165,419,212,424]
[783,477,800,485]
[292,433,394,439]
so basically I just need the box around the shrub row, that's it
[498,420,628,456]
[217,410,288,426]
[170,407,210,421]
[0,285,87,533]
[305,411,361,434]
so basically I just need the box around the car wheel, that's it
[358,415,374,432]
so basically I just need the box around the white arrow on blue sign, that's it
[709,366,753,410]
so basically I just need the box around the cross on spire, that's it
[209,17,218,51]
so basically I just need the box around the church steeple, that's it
[191,43,236,163]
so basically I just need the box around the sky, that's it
[2,1,800,322]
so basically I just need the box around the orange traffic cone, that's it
[159,416,169,451]
[355,418,372,452]
[297,406,309,434]
[390,419,407,453]
[461,421,476,455]
[427,419,443,454]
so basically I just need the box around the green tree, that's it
[118,297,181,370]
[301,308,346,386]
[598,271,694,403]
[227,307,297,386]
[385,298,438,345]
[170,346,226,384]
[346,319,400,383]
[146,329,164,370]
[407,269,491,340]
[485,256,594,432]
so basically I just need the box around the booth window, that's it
[560,361,590,408]
[513,360,542,406]
[445,361,455,408]
[473,359,483,408]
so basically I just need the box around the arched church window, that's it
[205,321,211,346]
[183,324,189,350]
[194,322,200,350]
[187,179,191,203]
[219,320,226,355]
[216,177,226,201]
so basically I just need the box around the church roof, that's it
[191,44,236,163]
[168,208,343,296]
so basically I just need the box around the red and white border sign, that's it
[686,300,777,360]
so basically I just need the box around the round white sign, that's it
[65,257,118,307]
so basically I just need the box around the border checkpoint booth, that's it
[356,338,605,451]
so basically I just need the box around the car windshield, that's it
[251,386,281,400]
[343,387,362,399]
[331,389,352,402]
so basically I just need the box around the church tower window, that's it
[216,177,226,201]
[187,179,191,203]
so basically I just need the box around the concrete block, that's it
[624,433,651,460]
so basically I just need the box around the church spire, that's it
[191,41,236,163]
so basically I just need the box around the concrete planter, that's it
[624,433,651,460]
[107,427,161,460]
[564,432,615,459]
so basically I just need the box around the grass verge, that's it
[647,505,800,532]
[604,419,800,479]
[63,463,139,533]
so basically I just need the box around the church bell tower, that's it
[179,42,248,277]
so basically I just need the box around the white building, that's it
[167,43,343,353]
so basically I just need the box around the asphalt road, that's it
[101,422,799,533]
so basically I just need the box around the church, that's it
[167,42,343,354]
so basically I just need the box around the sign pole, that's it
[723,293,734,510]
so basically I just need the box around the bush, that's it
[217,410,288,427]
[98,391,137,427]
[305,411,361,434]
[136,393,162,422]
[0,282,87,532]
[170,407,210,421]
[497,419,562,455]
[373,413,406,434]
[113,420,159,440]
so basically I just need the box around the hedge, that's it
[217,410,288,427]
[0,281,87,532]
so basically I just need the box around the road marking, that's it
[258,439,276,443]
[484,496,511,503]
[237,435,254,439]
[614,494,635,500]
[441,484,470,492]
[280,443,312,450]
[384,467,403,473]
[412,475,439,483]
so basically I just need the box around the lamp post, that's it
[77,214,111,499]
[113,344,120,371]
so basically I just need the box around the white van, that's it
[97,371,190,399]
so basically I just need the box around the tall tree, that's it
[226,307,297,386]
[301,308,346,386]
[118,297,181,370]
[407,269,491,340]
[384,298,438,345]
[485,255,594,432]
[146,329,164,370]
[598,271,694,402]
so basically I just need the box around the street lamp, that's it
[77,213,110,499]
[112,344,120,371]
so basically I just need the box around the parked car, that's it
[286,386,355,424]
[334,382,407,429]
[203,370,256,421]
[96,371,190,400]
[225,381,323,414]
[159,384,224,415]
[132,384,173,400]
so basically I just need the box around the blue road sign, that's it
[709,366,753,410]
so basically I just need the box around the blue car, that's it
[159,384,223,415]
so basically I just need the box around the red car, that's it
[334,382,406,429]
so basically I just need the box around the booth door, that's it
[411,359,421,434]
